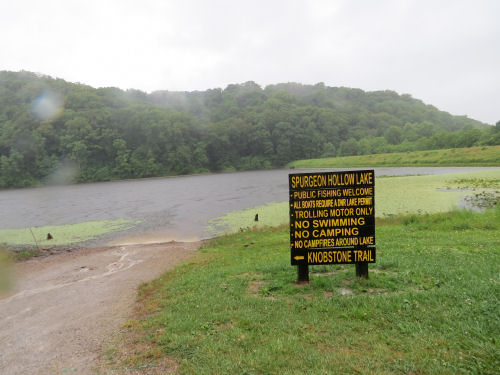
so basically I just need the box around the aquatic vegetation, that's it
[206,202,289,235]
[447,174,500,209]
[207,170,500,234]
[0,219,139,248]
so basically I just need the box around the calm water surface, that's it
[0,167,496,244]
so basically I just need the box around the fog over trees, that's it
[1,71,498,188]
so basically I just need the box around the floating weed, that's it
[464,191,499,209]
[206,170,500,235]
[1,219,139,249]
[447,175,500,209]
[449,177,500,189]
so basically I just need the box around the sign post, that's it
[289,170,376,282]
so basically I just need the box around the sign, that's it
[289,170,376,265]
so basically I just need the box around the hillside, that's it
[0,71,498,188]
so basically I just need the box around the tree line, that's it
[0,71,498,188]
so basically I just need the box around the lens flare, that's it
[31,89,64,121]
[44,159,80,185]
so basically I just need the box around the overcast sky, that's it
[1,0,498,124]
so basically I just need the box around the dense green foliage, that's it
[1,71,498,188]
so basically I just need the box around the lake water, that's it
[0,167,497,244]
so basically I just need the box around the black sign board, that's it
[289,170,376,265]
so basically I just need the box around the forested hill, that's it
[0,70,497,188]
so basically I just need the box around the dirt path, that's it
[0,241,201,375]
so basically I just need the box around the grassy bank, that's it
[101,207,499,374]
[288,145,500,168]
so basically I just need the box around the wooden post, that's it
[297,263,309,283]
[355,262,369,279]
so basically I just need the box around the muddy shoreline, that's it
[0,241,201,375]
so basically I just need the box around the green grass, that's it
[102,207,500,374]
[0,219,138,249]
[289,145,500,168]
[207,170,500,234]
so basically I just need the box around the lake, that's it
[0,167,497,244]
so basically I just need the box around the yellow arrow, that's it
[294,256,304,260]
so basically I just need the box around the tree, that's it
[338,138,359,156]
[384,126,403,145]
[0,150,24,187]
[112,138,131,178]
[321,142,336,157]
[0,71,493,188]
